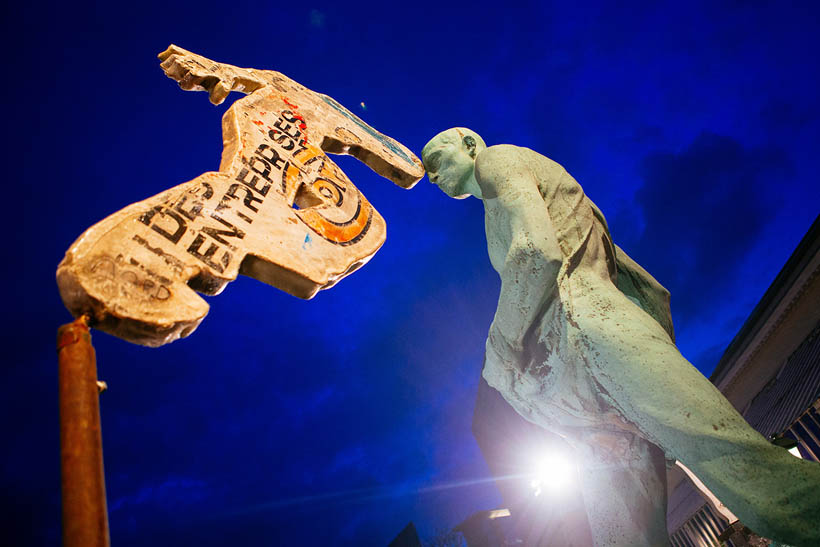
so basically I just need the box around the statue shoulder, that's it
[475,145,567,197]
[475,145,535,196]
[475,144,523,175]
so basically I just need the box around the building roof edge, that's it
[710,214,820,386]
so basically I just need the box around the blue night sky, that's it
[5,1,819,545]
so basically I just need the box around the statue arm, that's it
[476,146,563,367]
[158,45,274,105]
[614,244,676,341]
[588,198,611,235]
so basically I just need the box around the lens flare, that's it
[530,452,575,497]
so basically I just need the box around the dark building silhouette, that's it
[388,521,422,547]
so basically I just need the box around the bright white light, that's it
[788,446,802,458]
[529,452,575,497]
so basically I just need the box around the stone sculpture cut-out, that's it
[422,127,820,547]
[57,45,424,347]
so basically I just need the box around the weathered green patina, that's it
[423,127,820,546]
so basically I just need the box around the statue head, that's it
[422,128,486,199]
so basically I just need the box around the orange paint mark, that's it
[283,163,302,198]
[298,197,371,244]
[294,143,323,162]
[252,120,264,126]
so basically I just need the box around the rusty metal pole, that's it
[57,316,110,547]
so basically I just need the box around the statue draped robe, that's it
[480,146,820,546]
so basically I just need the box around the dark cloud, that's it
[760,99,819,135]
[619,132,792,326]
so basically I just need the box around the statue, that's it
[56,46,424,346]
[422,128,820,546]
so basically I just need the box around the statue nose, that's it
[429,173,438,183]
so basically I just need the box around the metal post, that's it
[57,316,110,547]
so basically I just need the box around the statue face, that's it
[422,132,476,199]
